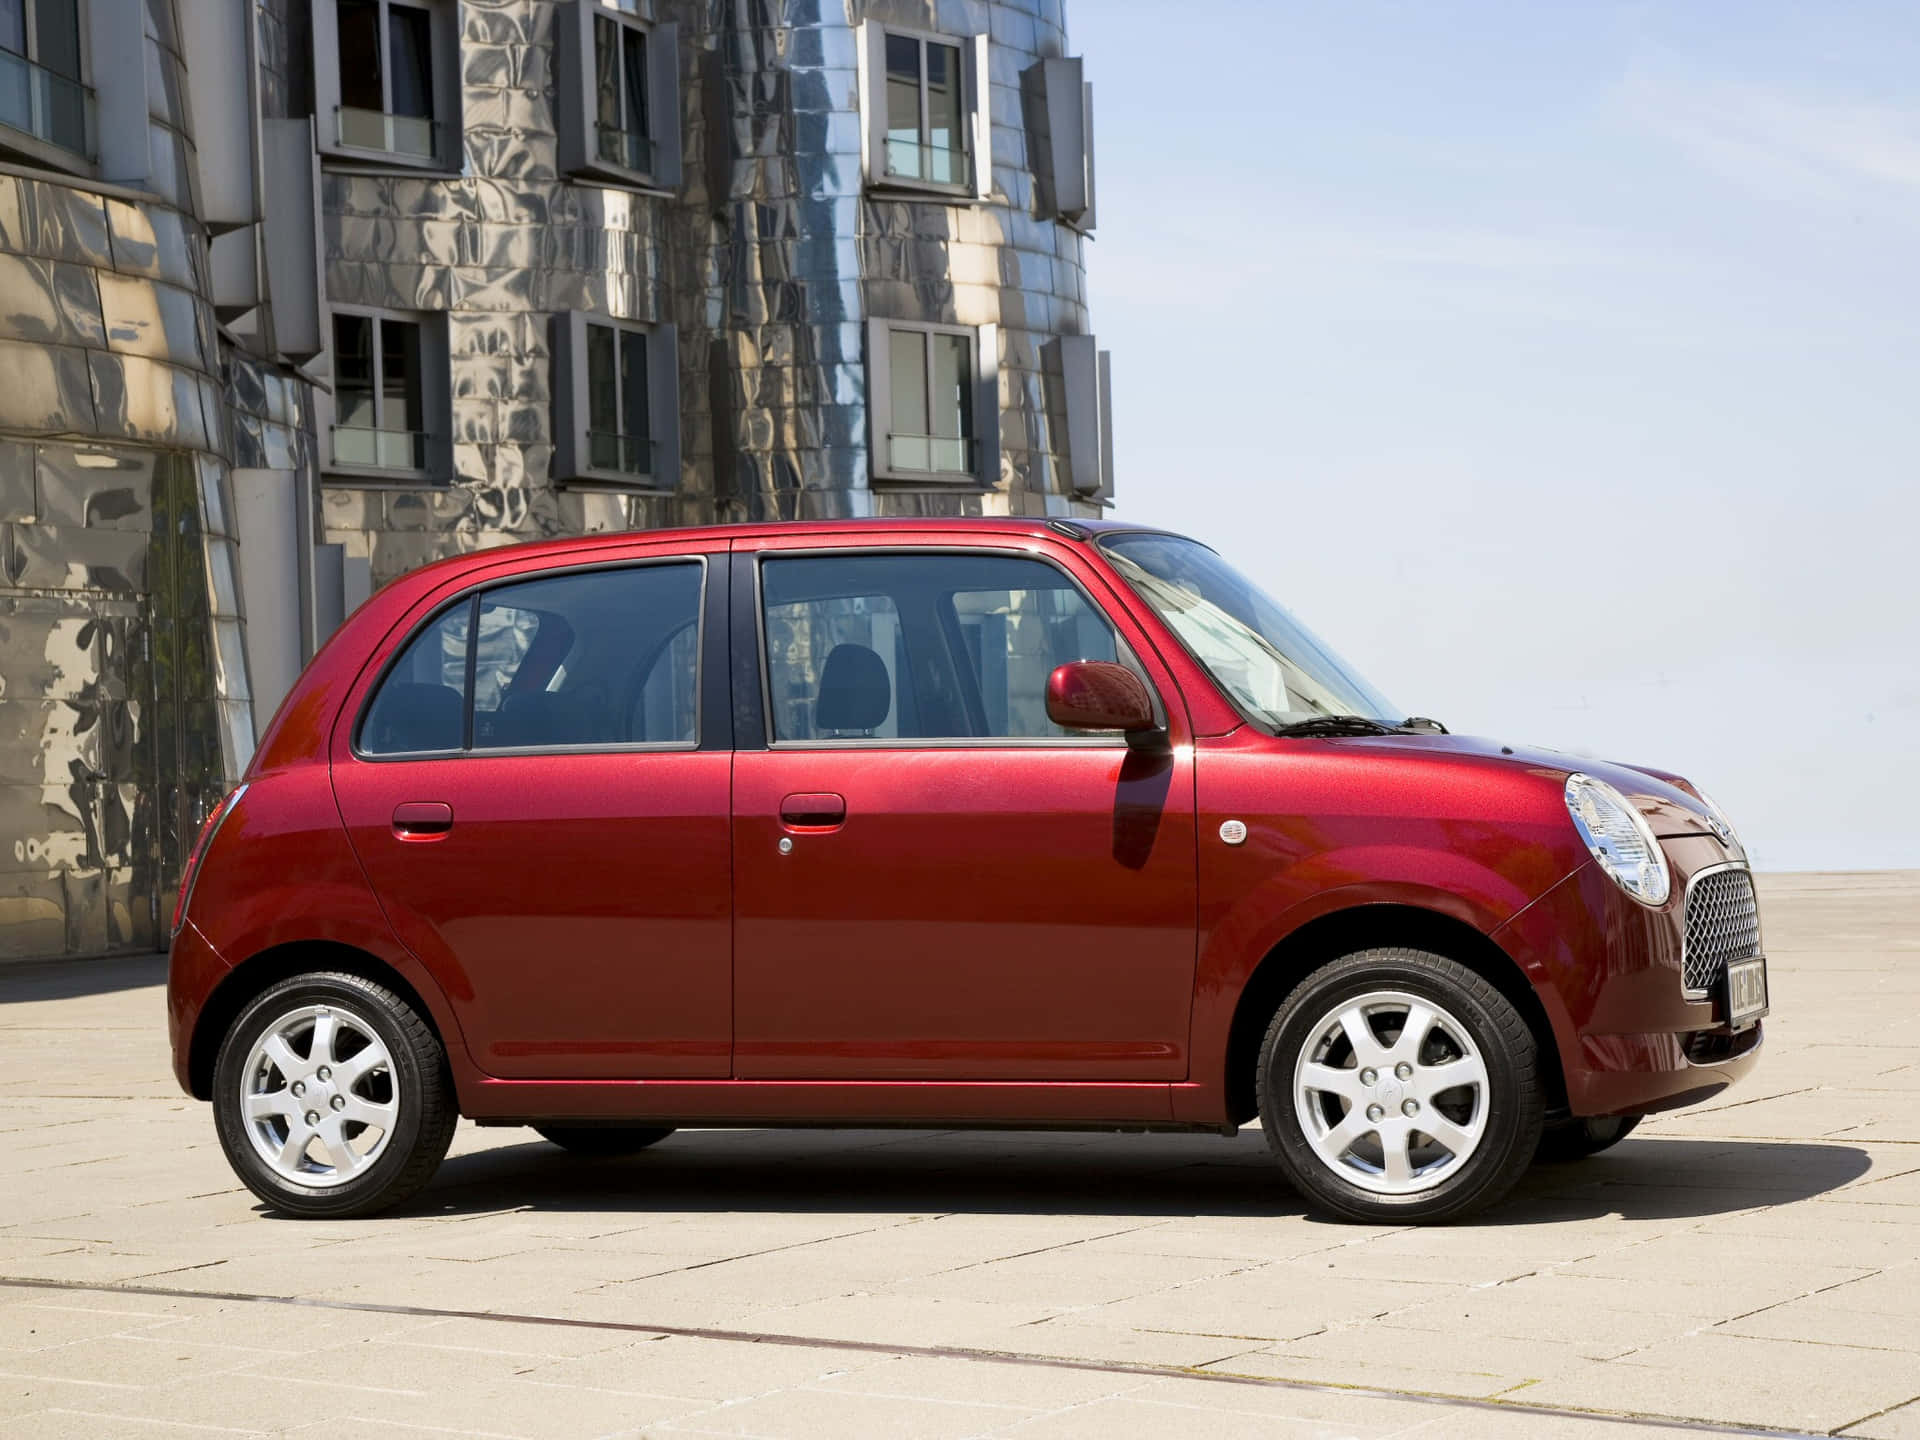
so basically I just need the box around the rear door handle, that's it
[392,801,454,840]
[779,792,846,831]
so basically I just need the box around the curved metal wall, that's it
[323,0,1097,589]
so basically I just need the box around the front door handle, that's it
[392,801,454,840]
[779,792,846,831]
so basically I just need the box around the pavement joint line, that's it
[1836,1393,1920,1436]
[0,1273,1835,1440]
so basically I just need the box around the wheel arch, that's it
[1221,903,1568,1126]
[187,941,449,1102]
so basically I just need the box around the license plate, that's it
[1725,955,1768,1029]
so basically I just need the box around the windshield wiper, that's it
[1273,714,1398,737]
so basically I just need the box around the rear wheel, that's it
[1257,947,1543,1224]
[535,1126,675,1156]
[213,972,457,1218]
[1537,1114,1640,1162]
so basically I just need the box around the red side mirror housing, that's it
[1046,661,1160,736]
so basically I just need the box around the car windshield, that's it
[1101,533,1400,732]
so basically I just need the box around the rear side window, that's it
[359,562,703,756]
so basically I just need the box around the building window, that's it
[859,23,986,199]
[556,2,681,189]
[866,319,997,484]
[312,0,459,169]
[553,312,680,488]
[325,307,449,480]
[0,0,93,163]
[1020,56,1096,232]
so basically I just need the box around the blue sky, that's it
[1072,1,1920,870]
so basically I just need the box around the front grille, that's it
[1683,866,1761,994]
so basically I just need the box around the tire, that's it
[213,971,458,1219]
[534,1126,675,1156]
[1256,947,1544,1224]
[1537,1114,1640,1163]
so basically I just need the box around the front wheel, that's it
[1257,948,1544,1224]
[212,972,457,1219]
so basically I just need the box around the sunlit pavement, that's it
[2,873,1916,1440]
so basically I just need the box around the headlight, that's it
[1692,786,1742,851]
[1564,773,1671,906]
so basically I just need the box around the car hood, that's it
[1334,732,1723,841]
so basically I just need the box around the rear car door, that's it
[731,539,1200,1081]
[331,550,733,1079]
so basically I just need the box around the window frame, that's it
[865,318,998,487]
[319,302,452,485]
[311,0,463,173]
[0,0,98,173]
[751,545,1163,752]
[857,19,989,202]
[350,554,714,762]
[554,0,681,191]
[551,311,681,492]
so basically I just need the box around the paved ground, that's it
[1,872,1916,1440]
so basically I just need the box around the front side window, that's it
[331,311,432,473]
[0,0,90,159]
[760,552,1129,744]
[872,322,979,481]
[334,0,438,159]
[882,31,968,188]
[360,562,703,757]
[1102,533,1398,731]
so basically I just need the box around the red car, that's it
[168,519,1766,1222]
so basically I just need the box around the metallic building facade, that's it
[0,0,1107,961]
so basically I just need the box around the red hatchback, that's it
[168,519,1765,1222]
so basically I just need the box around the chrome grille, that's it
[1683,866,1761,994]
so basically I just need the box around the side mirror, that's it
[1046,661,1161,740]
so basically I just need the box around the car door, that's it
[731,539,1200,1081]
[331,551,734,1079]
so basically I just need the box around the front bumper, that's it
[1492,839,1765,1118]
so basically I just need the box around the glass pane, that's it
[360,603,468,754]
[620,329,650,472]
[930,332,971,441]
[387,3,434,119]
[887,328,927,470]
[0,1,25,55]
[926,42,964,184]
[586,322,619,467]
[380,319,424,433]
[622,26,648,139]
[884,32,921,179]
[594,15,621,163]
[336,0,383,113]
[944,565,1119,738]
[472,565,702,749]
[32,0,79,80]
[332,314,376,429]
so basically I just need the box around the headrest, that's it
[814,643,891,733]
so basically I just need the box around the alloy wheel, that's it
[239,1003,400,1186]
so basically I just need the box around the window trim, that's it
[0,0,101,173]
[750,545,1164,752]
[554,0,682,191]
[350,554,712,762]
[311,0,463,173]
[551,311,681,492]
[857,20,989,202]
[319,302,452,485]
[866,318,998,487]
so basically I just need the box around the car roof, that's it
[390,516,1175,590]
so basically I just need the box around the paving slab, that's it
[0,871,1915,1438]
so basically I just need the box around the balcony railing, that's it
[883,137,970,189]
[332,425,428,472]
[888,433,974,476]
[595,124,653,175]
[587,430,652,477]
[335,106,440,161]
[0,47,94,160]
